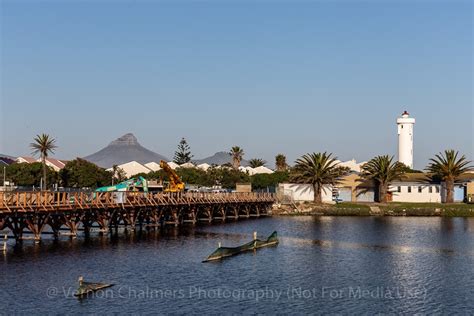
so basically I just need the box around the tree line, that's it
[3,158,290,191]
[3,134,472,204]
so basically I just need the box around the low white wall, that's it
[390,184,441,203]
[279,183,333,202]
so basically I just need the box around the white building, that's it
[167,162,180,170]
[238,165,249,173]
[389,182,441,203]
[107,161,151,178]
[278,183,333,202]
[15,156,66,171]
[397,111,415,169]
[252,166,274,174]
[144,162,161,172]
[335,159,367,173]
[180,162,195,168]
[197,163,211,171]
[16,156,37,164]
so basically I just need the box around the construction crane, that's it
[159,160,185,192]
[95,176,149,193]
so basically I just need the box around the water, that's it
[1,216,473,314]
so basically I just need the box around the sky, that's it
[0,0,472,169]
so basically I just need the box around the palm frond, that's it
[360,155,406,185]
[291,152,348,186]
[30,133,57,158]
[425,149,473,181]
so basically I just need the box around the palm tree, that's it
[275,154,287,171]
[111,165,118,185]
[425,150,473,203]
[360,155,406,203]
[229,146,244,170]
[30,134,57,190]
[111,165,126,185]
[249,158,266,168]
[291,152,349,203]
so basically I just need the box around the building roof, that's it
[392,172,474,184]
[107,161,151,178]
[197,163,211,171]
[16,156,37,163]
[335,159,366,173]
[144,162,161,171]
[167,162,180,170]
[252,166,274,174]
[180,162,195,168]
[458,173,474,182]
[44,158,66,170]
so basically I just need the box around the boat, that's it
[74,276,114,297]
[203,231,278,262]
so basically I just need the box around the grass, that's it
[323,208,371,216]
[384,202,473,209]
[275,201,474,217]
[324,202,371,216]
[379,202,474,217]
[334,202,371,209]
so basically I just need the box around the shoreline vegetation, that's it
[273,202,474,217]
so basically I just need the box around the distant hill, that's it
[83,133,169,168]
[194,151,249,167]
[0,154,15,159]
[0,154,15,166]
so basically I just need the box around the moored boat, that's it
[74,276,114,298]
[203,231,278,262]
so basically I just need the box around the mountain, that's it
[0,154,15,159]
[83,133,169,168]
[0,154,16,166]
[194,151,249,167]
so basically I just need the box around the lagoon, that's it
[1,216,473,313]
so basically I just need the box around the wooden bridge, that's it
[0,191,275,242]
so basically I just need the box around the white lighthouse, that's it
[397,111,415,169]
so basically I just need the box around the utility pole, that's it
[3,166,5,192]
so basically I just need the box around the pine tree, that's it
[173,138,193,164]
[275,154,287,171]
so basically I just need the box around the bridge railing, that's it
[0,191,275,212]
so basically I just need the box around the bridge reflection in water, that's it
[0,191,275,242]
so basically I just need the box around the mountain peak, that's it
[194,151,249,166]
[109,133,139,146]
[84,133,168,168]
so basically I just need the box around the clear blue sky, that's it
[1,1,472,169]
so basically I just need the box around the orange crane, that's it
[159,160,185,192]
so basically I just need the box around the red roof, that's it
[45,158,66,169]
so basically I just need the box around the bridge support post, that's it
[25,213,49,243]
[96,211,110,234]
[151,207,160,228]
[213,207,226,222]
[225,206,238,220]
[49,214,64,239]
[239,205,250,219]
[6,215,26,242]
[64,212,82,238]
[0,215,5,231]
[122,209,139,231]
[249,204,260,217]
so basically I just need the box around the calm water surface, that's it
[1,216,473,314]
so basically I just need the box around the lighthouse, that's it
[397,111,415,169]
